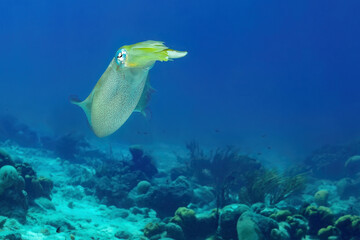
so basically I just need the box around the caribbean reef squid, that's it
[72,41,187,137]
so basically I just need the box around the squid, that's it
[72,41,187,137]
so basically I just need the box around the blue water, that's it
[1,0,360,160]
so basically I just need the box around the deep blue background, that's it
[1,1,360,161]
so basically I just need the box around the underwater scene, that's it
[1,1,360,240]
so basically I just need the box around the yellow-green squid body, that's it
[72,41,187,137]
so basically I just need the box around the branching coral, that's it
[186,140,306,240]
[239,169,306,205]
[186,141,305,207]
[186,141,212,183]
[187,142,254,210]
[211,147,243,211]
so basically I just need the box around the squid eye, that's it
[115,49,127,65]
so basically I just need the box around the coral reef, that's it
[269,210,292,222]
[268,209,307,240]
[236,211,279,240]
[143,222,165,238]
[237,216,261,240]
[0,149,15,167]
[0,136,360,239]
[16,162,54,201]
[317,225,340,240]
[186,141,262,209]
[336,177,360,199]
[41,132,111,163]
[335,215,360,239]
[314,190,329,206]
[344,155,360,177]
[0,165,23,195]
[0,115,40,147]
[302,205,334,234]
[0,165,27,223]
[70,146,158,208]
[0,149,54,223]
[129,146,158,178]
[304,141,360,180]
[170,207,197,238]
[135,176,194,217]
[238,169,306,205]
[283,214,307,240]
[219,204,250,239]
[137,180,151,194]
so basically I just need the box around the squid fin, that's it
[70,92,95,124]
[134,76,155,118]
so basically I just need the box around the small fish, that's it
[72,41,187,137]
[56,226,61,233]
[136,131,149,135]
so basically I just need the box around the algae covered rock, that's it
[16,162,54,201]
[169,207,220,239]
[144,222,165,238]
[136,176,194,217]
[129,146,158,178]
[336,177,360,199]
[0,231,22,240]
[268,209,306,239]
[285,214,307,240]
[0,165,21,194]
[0,154,54,223]
[170,166,189,181]
[137,180,151,194]
[251,203,266,214]
[237,216,262,240]
[170,207,196,238]
[91,146,159,209]
[192,185,215,207]
[196,210,218,237]
[345,155,360,176]
[115,230,133,239]
[0,165,28,223]
[269,210,292,222]
[219,204,250,239]
[335,215,360,239]
[317,225,340,240]
[303,205,334,234]
[0,150,15,168]
[270,223,290,240]
[303,142,360,180]
[165,223,185,240]
[236,211,278,240]
[314,190,329,206]
[24,174,53,201]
